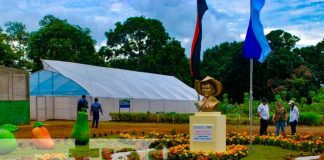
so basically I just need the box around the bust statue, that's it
[194,76,222,112]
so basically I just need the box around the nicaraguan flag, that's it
[190,0,208,79]
[243,0,271,63]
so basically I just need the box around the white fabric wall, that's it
[95,97,118,121]
[178,101,197,113]
[147,100,164,113]
[69,96,79,120]
[54,97,71,120]
[131,99,149,112]
[30,96,196,121]
[164,100,178,112]
[45,97,54,119]
[36,97,46,121]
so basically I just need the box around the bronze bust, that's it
[194,76,222,112]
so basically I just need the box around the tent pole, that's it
[51,72,54,95]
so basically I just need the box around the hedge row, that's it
[109,112,192,123]
[298,112,322,126]
[300,103,324,115]
[109,112,323,126]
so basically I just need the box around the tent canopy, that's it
[30,70,89,96]
[34,60,197,101]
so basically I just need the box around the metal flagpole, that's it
[249,0,253,152]
[249,59,253,151]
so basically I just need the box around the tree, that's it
[0,28,16,67]
[4,21,32,71]
[315,39,324,83]
[266,30,300,50]
[148,39,191,85]
[27,15,104,71]
[279,65,318,102]
[103,17,169,61]
[101,16,191,85]
[199,30,316,102]
[200,41,249,102]
[254,30,303,100]
[4,22,29,45]
[294,39,324,84]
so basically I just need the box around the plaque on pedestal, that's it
[190,112,226,152]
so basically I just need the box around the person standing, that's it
[91,98,103,129]
[77,95,88,112]
[288,100,299,135]
[273,103,287,136]
[258,98,269,135]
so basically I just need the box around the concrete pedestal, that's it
[189,112,226,152]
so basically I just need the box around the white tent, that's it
[30,60,198,121]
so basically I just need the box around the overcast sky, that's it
[0,0,323,57]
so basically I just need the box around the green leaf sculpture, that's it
[71,111,90,145]
[0,124,18,154]
[2,124,19,132]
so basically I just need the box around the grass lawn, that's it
[242,145,315,160]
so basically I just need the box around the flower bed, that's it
[6,131,322,160]
[226,132,324,153]
[148,144,248,160]
[122,131,323,159]
[143,131,323,153]
[32,153,69,160]
[148,133,190,149]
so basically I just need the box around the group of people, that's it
[77,94,300,135]
[258,98,299,136]
[77,95,104,129]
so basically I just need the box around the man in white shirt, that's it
[258,98,269,135]
[288,100,299,135]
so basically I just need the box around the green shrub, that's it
[133,112,148,122]
[300,103,324,115]
[109,112,193,123]
[298,112,321,126]
[110,112,263,124]
[109,111,323,125]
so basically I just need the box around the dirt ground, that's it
[14,120,324,139]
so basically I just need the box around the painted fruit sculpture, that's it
[0,124,18,155]
[71,110,90,145]
[32,122,55,149]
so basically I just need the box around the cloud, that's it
[95,40,107,51]
[274,25,323,47]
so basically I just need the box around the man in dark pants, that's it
[288,100,299,135]
[258,98,269,135]
[90,98,103,128]
[77,95,88,112]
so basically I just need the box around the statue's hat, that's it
[194,76,222,97]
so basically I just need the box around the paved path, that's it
[294,155,320,160]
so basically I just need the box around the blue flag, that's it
[243,0,271,63]
[190,0,208,79]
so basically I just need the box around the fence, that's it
[0,66,30,125]
[0,66,29,101]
